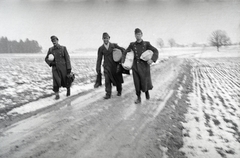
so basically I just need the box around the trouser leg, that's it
[53,87,60,100]
[132,70,141,97]
[145,90,150,100]
[66,87,70,96]
[104,73,112,96]
[132,70,141,104]
[116,83,122,93]
[116,82,122,96]
[53,86,59,93]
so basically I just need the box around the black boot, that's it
[116,84,122,96]
[55,92,60,100]
[117,91,121,96]
[145,91,150,100]
[66,88,70,97]
[135,96,141,104]
[104,94,111,99]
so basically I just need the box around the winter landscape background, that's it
[0,0,239,158]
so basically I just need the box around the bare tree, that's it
[168,38,176,48]
[157,38,164,48]
[209,30,231,51]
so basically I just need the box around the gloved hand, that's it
[67,69,71,74]
[50,62,56,67]
[147,59,153,65]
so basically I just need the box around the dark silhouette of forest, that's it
[0,37,42,53]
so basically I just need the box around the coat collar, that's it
[53,44,61,49]
[135,40,144,45]
[104,43,110,50]
[102,42,114,50]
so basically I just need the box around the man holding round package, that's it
[122,28,159,104]
[45,35,72,100]
[96,32,125,99]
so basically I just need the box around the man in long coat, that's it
[96,32,125,99]
[45,36,72,100]
[123,28,158,104]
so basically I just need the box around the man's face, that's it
[135,32,142,41]
[103,36,110,44]
[51,39,58,46]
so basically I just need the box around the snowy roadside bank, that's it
[0,56,97,117]
[6,83,94,116]
[0,83,97,125]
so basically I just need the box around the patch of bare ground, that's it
[147,60,193,158]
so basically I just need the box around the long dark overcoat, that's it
[45,45,71,92]
[96,43,125,86]
[124,40,158,92]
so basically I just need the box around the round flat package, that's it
[140,50,153,61]
[48,54,54,61]
[113,48,122,62]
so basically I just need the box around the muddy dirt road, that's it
[0,58,185,158]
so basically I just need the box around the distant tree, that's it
[176,44,185,47]
[0,37,9,53]
[192,42,205,47]
[209,30,231,51]
[0,37,42,53]
[192,42,198,47]
[231,42,240,46]
[168,38,176,48]
[157,38,164,48]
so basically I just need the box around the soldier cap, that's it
[102,32,110,38]
[135,28,142,34]
[51,35,58,41]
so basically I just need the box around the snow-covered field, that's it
[159,46,240,59]
[0,54,97,119]
[181,58,240,158]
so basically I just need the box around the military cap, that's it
[102,32,110,38]
[50,35,58,41]
[135,28,142,34]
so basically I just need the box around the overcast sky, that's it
[0,0,239,51]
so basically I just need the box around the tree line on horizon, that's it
[157,30,238,51]
[0,37,42,53]
[0,30,238,53]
